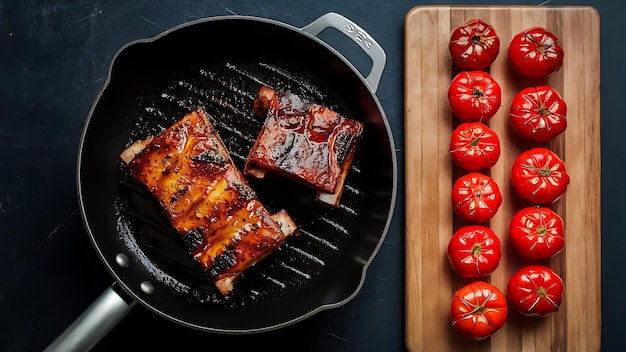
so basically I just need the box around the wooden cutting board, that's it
[404,6,600,352]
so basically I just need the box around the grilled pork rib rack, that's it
[245,86,364,207]
[120,108,298,296]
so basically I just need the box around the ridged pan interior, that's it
[117,60,371,303]
[79,17,395,332]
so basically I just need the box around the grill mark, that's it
[299,228,339,251]
[276,260,312,279]
[338,203,358,216]
[320,217,349,235]
[143,106,172,125]
[159,90,196,111]
[284,243,325,266]
[201,65,263,99]
[344,183,360,196]
[225,62,270,88]
[177,79,254,121]
[261,273,287,289]
[257,62,326,103]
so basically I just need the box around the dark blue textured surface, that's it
[0,1,622,351]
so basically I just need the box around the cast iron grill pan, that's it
[78,17,394,332]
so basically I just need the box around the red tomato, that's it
[450,281,508,339]
[448,71,502,123]
[507,265,564,317]
[449,122,501,171]
[510,85,567,142]
[510,147,570,204]
[447,225,501,278]
[508,27,564,79]
[509,206,565,260]
[452,172,502,223]
[449,19,500,71]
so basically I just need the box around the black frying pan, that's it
[46,12,396,351]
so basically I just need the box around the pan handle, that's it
[44,284,136,352]
[301,12,386,93]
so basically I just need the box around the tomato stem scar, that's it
[463,290,493,317]
[471,243,482,256]
[521,164,552,177]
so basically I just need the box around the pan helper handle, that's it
[301,12,386,93]
[44,284,136,352]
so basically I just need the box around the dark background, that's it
[0,1,621,351]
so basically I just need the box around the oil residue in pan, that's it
[116,61,365,305]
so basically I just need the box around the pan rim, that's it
[76,13,398,333]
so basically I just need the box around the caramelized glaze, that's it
[123,108,297,295]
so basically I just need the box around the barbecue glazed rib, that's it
[120,108,297,296]
[245,86,364,207]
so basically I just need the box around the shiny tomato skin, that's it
[510,86,567,142]
[507,265,564,317]
[448,71,502,123]
[511,147,570,204]
[508,27,564,79]
[449,122,501,171]
[452,172,502,223]
[450,281,508,340]
[447,225,501,278]
[509,206,565,260]
[449,19,500,71]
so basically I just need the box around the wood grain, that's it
[404,6,601,352]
